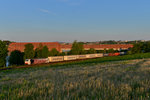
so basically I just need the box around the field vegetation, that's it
[1,53,150,99]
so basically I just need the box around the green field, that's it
[1,54,150,99]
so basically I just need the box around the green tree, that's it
[103,49,107,53]
[35,43,43,58]
[59,52,66,56]
[9,50,24,65]
[24,43,35,59]
[107,49,115,53]
[131,43,143,54]
[0,40,8,67]
[70,41,84,55]
[88,48,96,54]
[143,42,150,53]
[49,48,59,56]
[98,50,105,53]
[42,46,49,58]
[130,42,150,54]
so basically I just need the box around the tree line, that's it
[128,42,150,54]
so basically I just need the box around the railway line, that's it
[1,52,125,71]
[0,57,100,71]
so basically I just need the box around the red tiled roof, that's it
[84,44,133,49]
[60,45,72,48]
[61,44,133,49]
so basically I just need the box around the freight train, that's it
[25,52,125,65]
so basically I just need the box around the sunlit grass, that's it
[1,57,150,99]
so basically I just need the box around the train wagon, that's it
[120,52,125,55]
[108,53,115,56]
[77,55,87,59]
[33,58,49,64]
[96,53,103,58]
[103,53,109,57]
[48,56,64,62]
[64,55,77,61]
[114,53,120,56]
[86,54,97,58]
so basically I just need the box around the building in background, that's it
[60,44,133,52]
[8,42,61,54]
[8,42,133,54]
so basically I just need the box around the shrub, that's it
[9,50,24,65]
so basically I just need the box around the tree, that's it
[88,48,96,54]
[0,40,8,67]
[130,43,143,54]
[42,46,49,58]
[35,43,43,58]
[70,41,84,55]
[98,50,105,53]
[24,43,35,59]
[107,49,115,53]
[9,50,24,65]
[59,52,66,56]
[129,42,150,54]
[103,49,107,53]
[143,42,150,53]
[49,48,59,56]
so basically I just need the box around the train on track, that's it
[25,52,125,65]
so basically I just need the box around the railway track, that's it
[0,58,95,71]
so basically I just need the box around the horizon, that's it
[3,39,149,44]
[2,39,150,43]
[0,0,150,42]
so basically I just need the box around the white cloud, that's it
[57,0,83,6]
[39,9,56,16]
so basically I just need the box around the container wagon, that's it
[64,55,77,61]
[77,55,87,59]
[48,56,64,62]
[86,54,97,58]
[96,53,103,58]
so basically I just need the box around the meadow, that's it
[1,54,150,99]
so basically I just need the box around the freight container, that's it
[64,55,77,61]
[77,55,87,59]
[96,53,103,57]
[48,56,64,62]
[86,54,97,58]
[120,52,125,55]
[114,53,120,56]
[108,53,114,56]
[103,53,109,57]
[33,58,49,64]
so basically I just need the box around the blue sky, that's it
[0,0,150,42]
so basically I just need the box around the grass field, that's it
[1,54,150,99]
